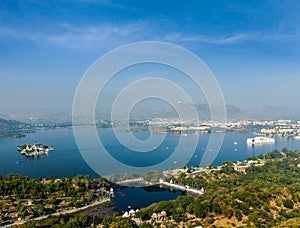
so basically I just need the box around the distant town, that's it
[117,118,300,137]
[2,114,300,140]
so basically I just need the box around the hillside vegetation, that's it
[0,118,32,137]
[9,149,300,227]
[100,149,300,227]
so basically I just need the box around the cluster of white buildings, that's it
[122,209,167,225]
[122,209,140,218]
[17,144,53,157]
[126,118,300,134]
[233,159,265,172]
[256,119,300,137]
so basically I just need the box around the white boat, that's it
[247,137,275,144]
[294,135,300,140]
[233,141,238,145]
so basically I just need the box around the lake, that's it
[1,127,300,178]
[111,185,185,213]
[1,127,300,213]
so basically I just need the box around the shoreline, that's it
[116,178,204,195]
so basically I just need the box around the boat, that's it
[294,135,300,140]
[233,141,238,145]
[247,137,275,144]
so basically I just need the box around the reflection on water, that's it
[111,185,185,213]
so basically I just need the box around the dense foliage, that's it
[5,148,300,227]
[0,174,109,224]
[134,149,300,227]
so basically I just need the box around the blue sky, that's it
[0,0,300,114]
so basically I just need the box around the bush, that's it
[248,212,258,222]
[283,199,294,209]
[140,222,153,228]
[110,218,138,228]
[235,209,243,221]
[207,217,214,224]
[276,199,282,207]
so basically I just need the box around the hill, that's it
[99,103,244,120]
[0,118,32,137]
[18,149,300,227]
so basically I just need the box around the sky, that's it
[0,0,300,116]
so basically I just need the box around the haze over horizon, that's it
[1,0,300,115]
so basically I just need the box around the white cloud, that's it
[162,33,254,44]
[0,22,146,49]
[163,32,300,45]
[0,21,299,50]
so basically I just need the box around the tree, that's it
[140,222,153,228]
[265,150,282,159]
[221,160,235,174]
[194,201,208,218]
[18,206,28,219]
[65,215,88,227]
[222,205,234,218]
[283,199,294,209]
[258,154,264,159]
[212,203,221,214]
[143,170,162,183]
[235,209,243,221]
[282,147,289,153]
[34,203,44,216]
[110,218,138,228]
[222,160,234,166]
[248,212,258,223]
[172,207,187,222]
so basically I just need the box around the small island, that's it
[17,144,54,157]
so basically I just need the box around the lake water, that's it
[1,127,300,212]
[1,127,300,178]
[111,185,185,213]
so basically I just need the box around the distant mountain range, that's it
[1,104,300,124]
[122,103,243,120]
[0,118,32,137]
[0,113,12,120]
[148,103,300,120]
[97,103,300,120]
[0,118,30,130]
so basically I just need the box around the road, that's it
[4,198,110,227]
